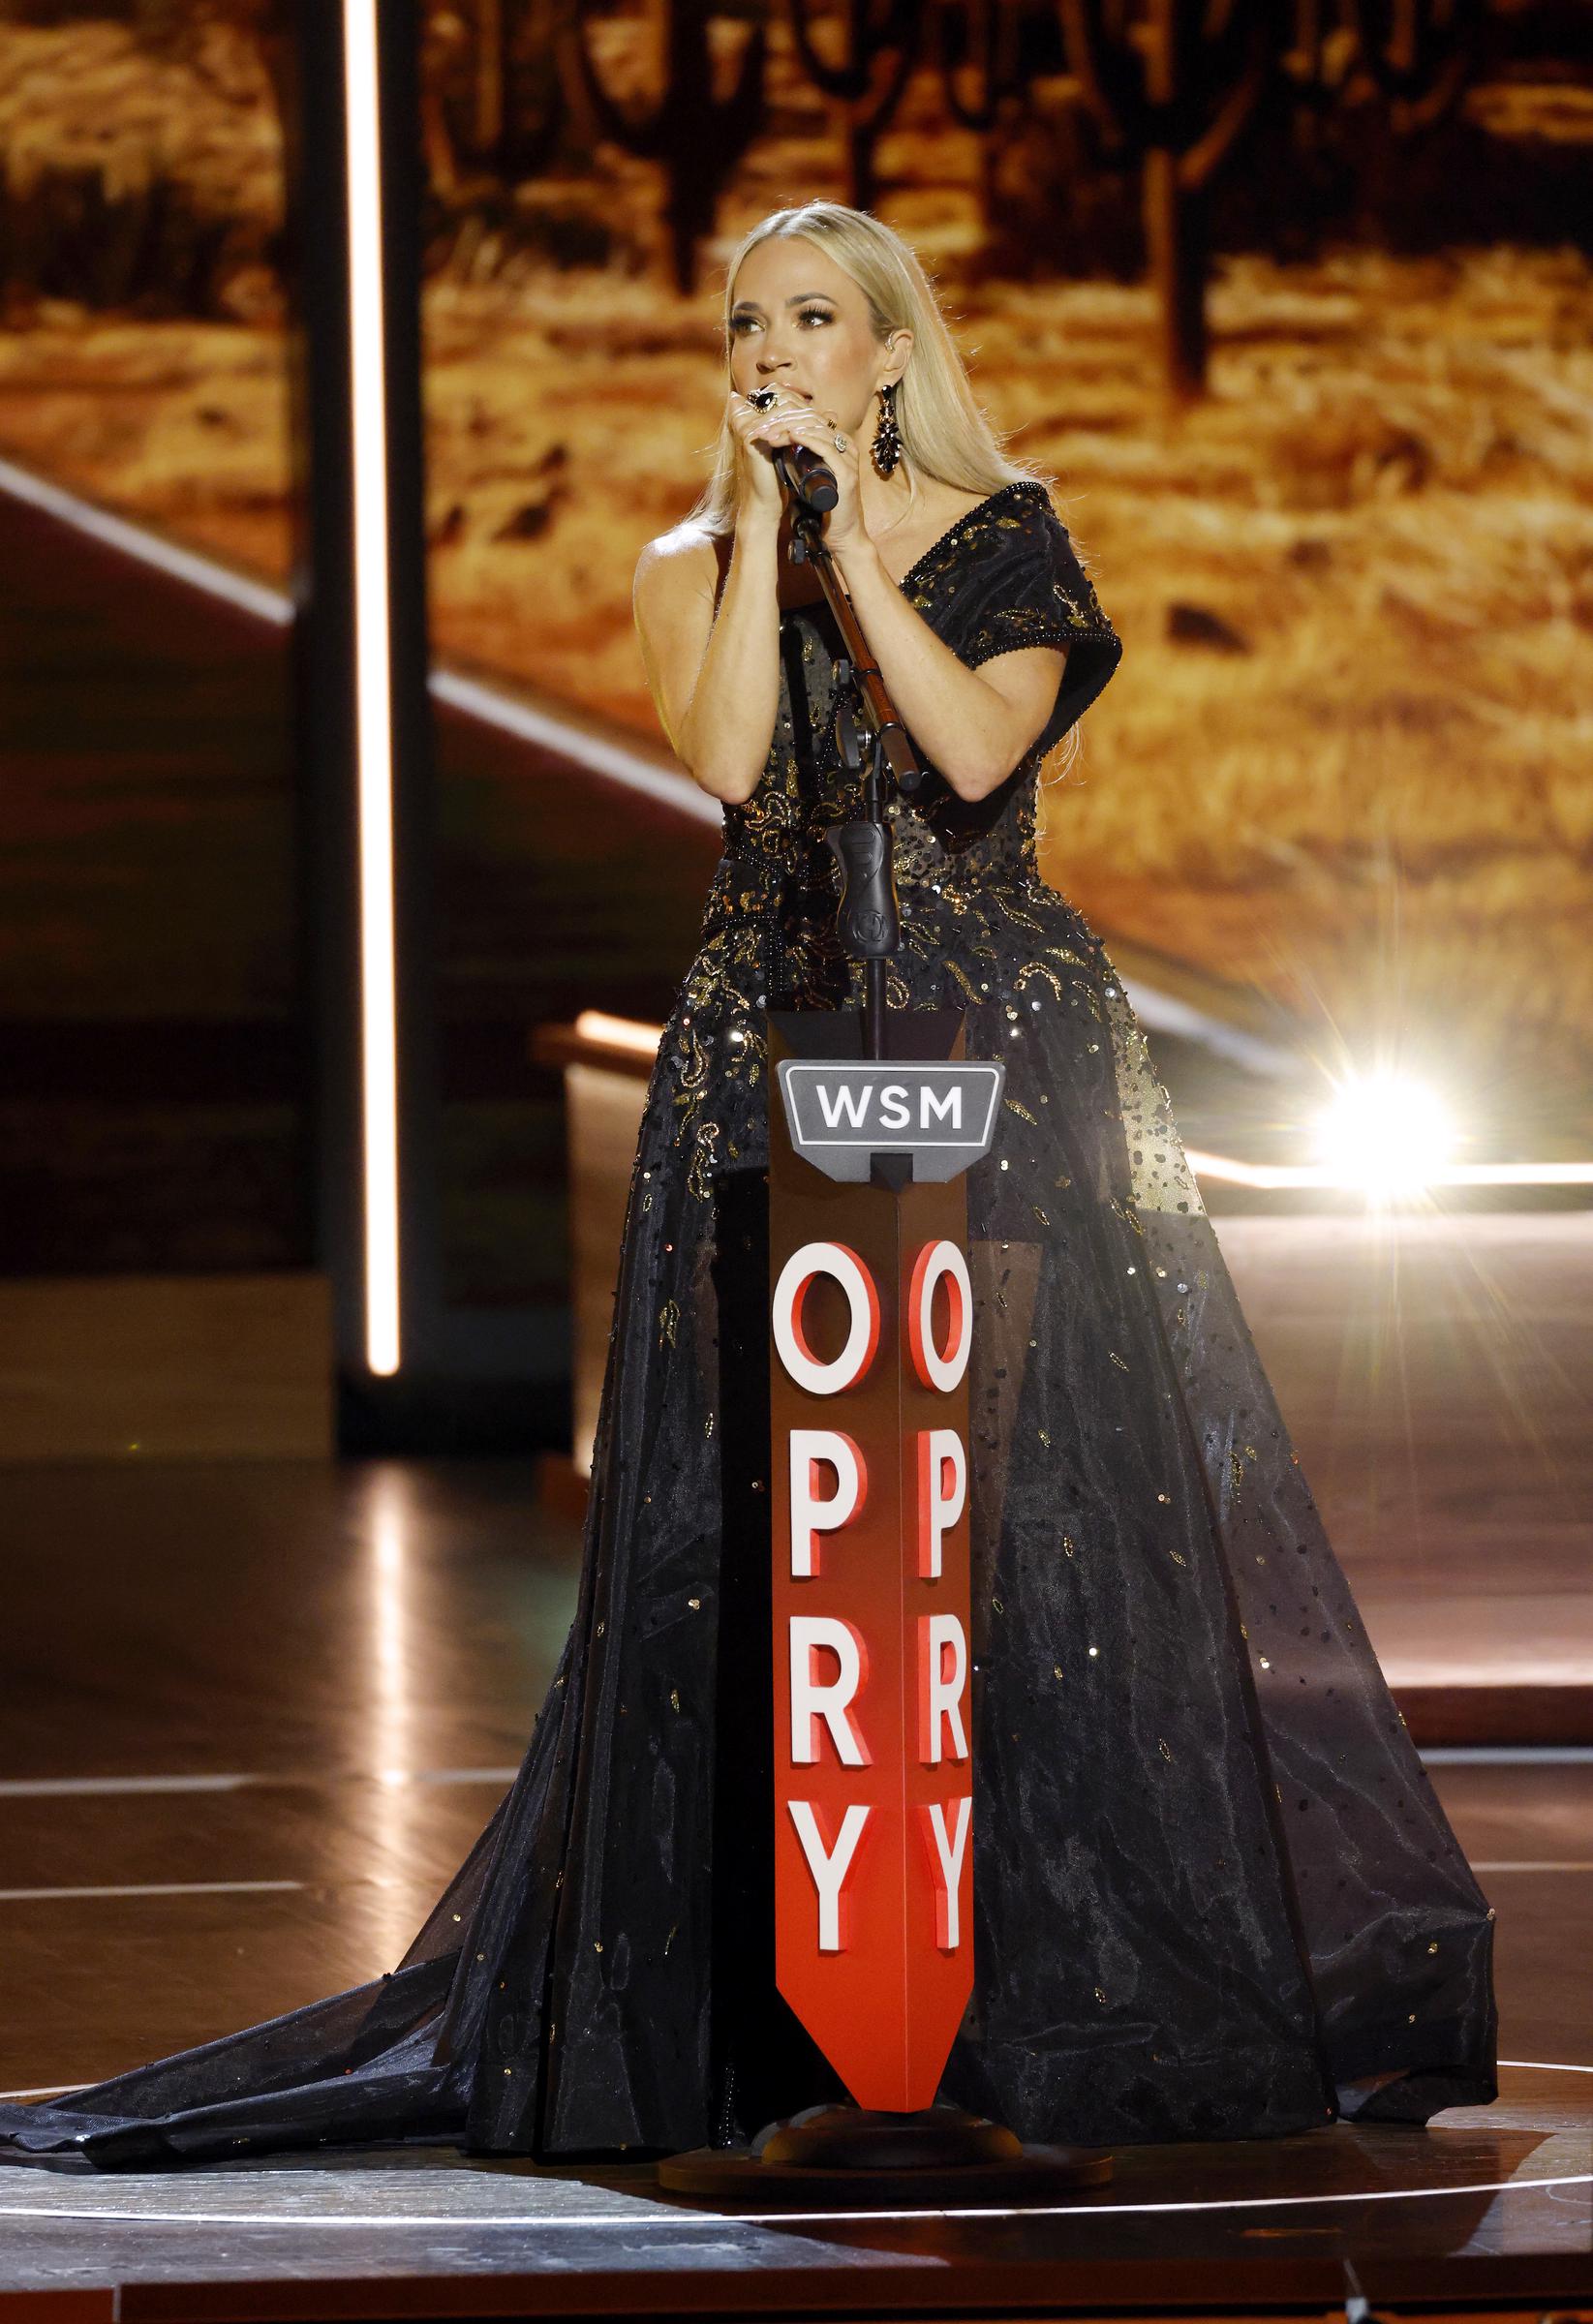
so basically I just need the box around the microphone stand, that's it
[779,469,923,1061]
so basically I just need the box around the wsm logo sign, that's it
[776,1060,1006,1183]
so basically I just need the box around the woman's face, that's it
[727,236,906,436]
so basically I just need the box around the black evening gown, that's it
[0,479,1496,2169]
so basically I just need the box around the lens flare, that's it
[1312,1072,1457,1197]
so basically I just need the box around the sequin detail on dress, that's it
[0,482,1495,2172]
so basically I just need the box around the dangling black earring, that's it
[872,381,902,478]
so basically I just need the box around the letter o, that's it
[906,1238,971,1392]
[773,1241,880,1396]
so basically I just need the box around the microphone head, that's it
[790,449,839,513]
[746,391,839,512]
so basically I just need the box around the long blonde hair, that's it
[689,202,1091,790]
[689,200,1046,535]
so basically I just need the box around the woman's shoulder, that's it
[965,481,1114,623]
[916,476,1120,678]
[976,475,1062,542]
[892,476,1053,600]
[633,516,722,602]
[631,520,728,663]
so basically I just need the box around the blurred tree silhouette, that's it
[0,1,1563,356]
[567,0,766,290]
[1061,0,1272,403]
[787,0,919,212]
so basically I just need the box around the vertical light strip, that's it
[343,0,402,1375]
[368,1465,416,1956]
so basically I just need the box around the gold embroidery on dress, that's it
[687,1121,722,1202]
[1013,963,1070,1004]
[656,488,1119,1204]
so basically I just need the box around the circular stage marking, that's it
[0,2171,1586,2232]
[0,2064,1583,2232]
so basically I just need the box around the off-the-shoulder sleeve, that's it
[955,494,1123,757]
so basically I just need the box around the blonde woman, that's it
[0,202,1494,2172]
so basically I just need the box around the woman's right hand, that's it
[727,387,791,525]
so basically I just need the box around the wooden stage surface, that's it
[0,2064,1586,2315]
[0,1453,1588,2315]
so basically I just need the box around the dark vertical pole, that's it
[283,0,360,1403]
[282,0,442,1444]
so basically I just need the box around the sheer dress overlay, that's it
[0,480,1496,2168]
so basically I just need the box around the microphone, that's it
[747,387,840,513]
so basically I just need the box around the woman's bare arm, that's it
[632,511,782,805]
[635,516,1065,810]
[734,397,1068,805]
[835,537,1067,804]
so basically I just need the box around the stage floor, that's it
[0,2065,1587,2312]
[0,1411,1588,2311]
[1214,1210,1593,1738]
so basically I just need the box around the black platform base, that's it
[656,2100,1115,2207]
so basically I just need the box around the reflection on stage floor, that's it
[0,1453,1587,2311]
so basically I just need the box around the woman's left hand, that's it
[747,394,868,555]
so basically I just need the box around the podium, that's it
[658,1001,1112,2202]
[766,1005,988,2109]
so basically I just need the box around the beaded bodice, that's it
[720,479,1121,901]
[707,479,1122,1013]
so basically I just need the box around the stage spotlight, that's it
[1311,1071,1457,1198]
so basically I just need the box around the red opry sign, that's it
[767,1023,1000,2113]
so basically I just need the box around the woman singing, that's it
[0,201,1495,2170]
